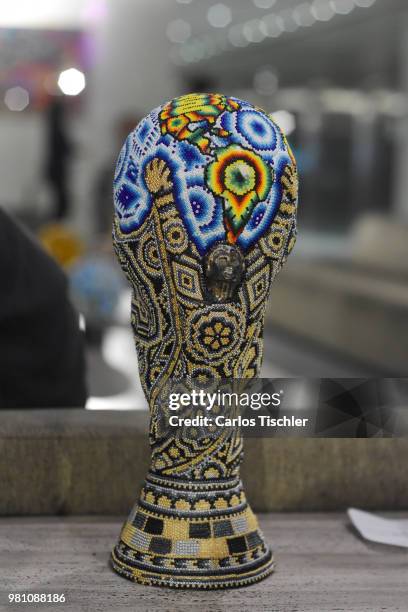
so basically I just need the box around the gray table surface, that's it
[1,513,407,612]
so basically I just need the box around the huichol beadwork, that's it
[111,93,298,588]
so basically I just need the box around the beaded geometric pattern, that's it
[114,92,295,254]
[111,93,298,588]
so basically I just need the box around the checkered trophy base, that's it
[110,472,274,589]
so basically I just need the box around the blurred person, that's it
[0,208,87,408]
[44,97,73,220]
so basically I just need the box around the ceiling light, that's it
[262,14,283,37]
[243,19,267,43]
[311,0,335,21]
[207,3,232,28]
[293,3,316,26]
[253,0,276,8]
[228,24,249,47]
[354,0,376,6]
[4,86,29,111]
[278,10,299,32]
[57,68,86,96]
[166,19,191,43]
[330,0,355,14]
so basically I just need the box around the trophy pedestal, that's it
[111,472,274,589]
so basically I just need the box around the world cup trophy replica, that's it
[111,93,298,588]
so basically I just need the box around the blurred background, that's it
[1,0,407,410]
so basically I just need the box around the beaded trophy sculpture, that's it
[111,93,298,588]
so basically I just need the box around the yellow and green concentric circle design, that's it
[205,144,273,240]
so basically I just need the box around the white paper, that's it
[348,508,408,548]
